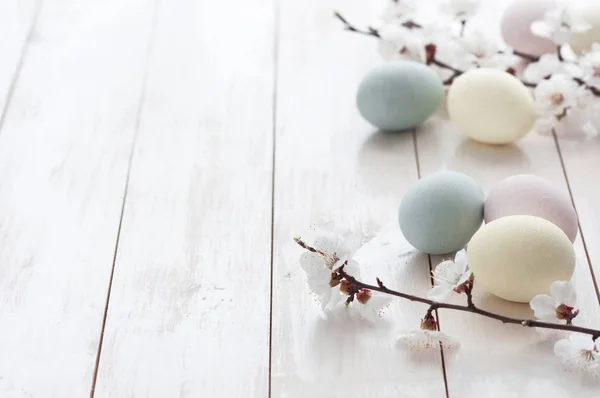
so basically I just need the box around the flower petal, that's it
[554,338,575,359]
[550,280,577,307]
[531,21,552,38]
[568,333,595,351]
[299,252,325,276]
[529,294,556,318]
[427,285,453,302]
[454,249,468,271]
[313,236,337,254]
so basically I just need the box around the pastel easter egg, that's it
[485,174,578,242]
[447,69,536,145]
[468,215,575,303]
[500,0,557,57]
[571,4,600,55]
[399,171,484,255]
[356,61,444,131]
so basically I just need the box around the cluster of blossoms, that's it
[338,0,600,138]
[295,232,600,375]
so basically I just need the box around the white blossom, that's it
[428,249,471,303]
[523,54,582,83]
[531,6,591,45]
[580,43,600,89]
[440,0,481,21]
[377,24,426,62]
[554,334,600,374]
[355,289,393,322]
[398,329,459,350]
[458,32,516,70]
[529,281,578,323]
[380,0,419,24]
[299,235,360,310]
[534,74,580,117]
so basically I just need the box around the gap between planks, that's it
[411,129,451,398]
[267,0,281,396]
[552,132,600,303]
[89,1,160,396]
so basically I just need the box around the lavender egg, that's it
[500,0,556,57]
[484,174,578,242]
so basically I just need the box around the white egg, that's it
[447,69,536,145]
[468,215,575,303]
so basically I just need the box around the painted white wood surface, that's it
[0,0,38,121]
[0,0,155,396]
[271,1,447,397]
[0,0,598,396]
[93,0,275,397]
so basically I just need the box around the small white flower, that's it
[398,329,459,350]
[398,315,459,350]
[458,32,515,70]
[355,289,393,322]
[580,43,600,89]
[534,74,580,117]
[380,0,419,24]
[377,24,426,62]
[299,235,360,310]
[523,54,582,83]
[530,281,579,323]
[428,249,471,303]
[440,0,481,21]
[554,334,600,373]
[531,6,591,45]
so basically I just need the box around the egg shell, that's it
[484,174,578,242]
[399,171,484,255]
[500,0,557,57]
[571,4,600,55]
[468,215,575,303]
[356,61,444,131]
[447,68,536,145]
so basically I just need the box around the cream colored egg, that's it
[447,69,536,145]
[467,215,575,303]
[571,4,600,55]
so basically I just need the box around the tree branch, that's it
[338,267,600,340]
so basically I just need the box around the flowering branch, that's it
[338,266,600,340]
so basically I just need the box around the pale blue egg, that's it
[356,61,444,131]
[399,171,485,255]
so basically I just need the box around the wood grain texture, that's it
[0,0,38,120]
[270,1,447,397]
[93,0,275,396]
[0,0,155,396]
[555,136,600,298]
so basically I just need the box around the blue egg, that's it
[399,171,485,255]
[356,61,444,131]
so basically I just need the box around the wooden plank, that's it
[270,0,448,396]
[417,113,600,396]
[0,0,155,396]
[93,0,275,396]
[555,137,600,298]
[0,0,38,122]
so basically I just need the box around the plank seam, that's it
[552,132,600,303]
[88,1,160,396]
[268,0,280,396]
[412,129,451,398]
[0,0,42,135]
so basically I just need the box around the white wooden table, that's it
[0,0,599,396]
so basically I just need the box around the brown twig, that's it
[338,267,600,340]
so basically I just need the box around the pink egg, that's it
[484,174,578,242]
[500,0,557,57]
